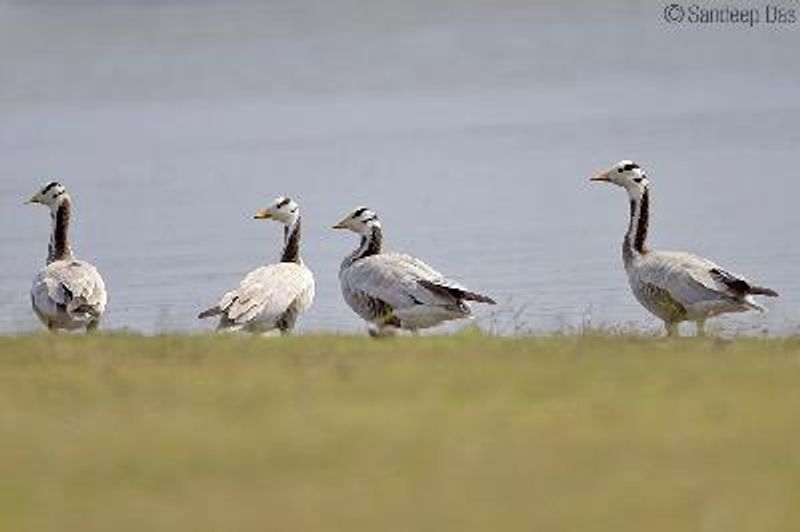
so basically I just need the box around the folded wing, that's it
[201,263,313,328]
[341,253,493,310]
[33,260,107,322]
[636,251,776,308]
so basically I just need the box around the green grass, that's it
[1,333,799,532]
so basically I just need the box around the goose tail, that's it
[418,280,496,305]
[198,306,221,319]
[749,285,779,297]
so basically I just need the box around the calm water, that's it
[1,0,798,335]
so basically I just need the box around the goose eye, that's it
[617,168,623,173]
[633,177,643,183]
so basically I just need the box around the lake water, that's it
[1,0,798,335]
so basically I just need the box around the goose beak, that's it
[253,210,272,220]
[332,219,348,230]
[24,196,38,205]
[591,170,612,183]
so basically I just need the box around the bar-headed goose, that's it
[592,160,778,336]
[333,207,495,336]
[27,182,108,332]
[199,197,314,335]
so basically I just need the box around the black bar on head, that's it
[42,182,61,194]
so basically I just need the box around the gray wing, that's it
[33,260,108,318]
[204,263,314,327]
[634,251,749,307]
[340,254,490,311]
[391,254,495,303]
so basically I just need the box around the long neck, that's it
[345,226,383,266]
[280,217,302,264]
[623,187,650,265]
[48,199,74,264]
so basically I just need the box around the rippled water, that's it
[1,0,798,335]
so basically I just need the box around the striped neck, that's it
[623,187,650,265]
[48,199,74,264]
[280,217,302,264]
[346,226,383,266]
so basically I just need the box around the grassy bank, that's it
[0,334,799,532]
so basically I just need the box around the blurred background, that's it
[0,0,798,335]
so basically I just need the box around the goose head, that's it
[332,207,381,236]
[591,160,650,200]
[26,181,69,210]
[254,196,300,226]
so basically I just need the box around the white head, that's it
[253,196,300,225]
[332,207,381,236]
[591,160,650,199]
[26,181,69,210]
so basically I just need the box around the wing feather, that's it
[32,260,107,322]
[634,251,750,307]
[341,254,475,310]
[213,263,314,328]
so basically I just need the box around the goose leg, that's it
[665,321,679,337]
[696,319,707,337]
[278,321,293,336]
[369,325,398,338]
[369,313,402,338]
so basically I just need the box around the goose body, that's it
[31,260,107,331]
[334,208,495,335]
[199,197,314,335]
[201,263,314,334]
[593,161,777,336]
[27,182,107,332]
[628,250,771,323]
